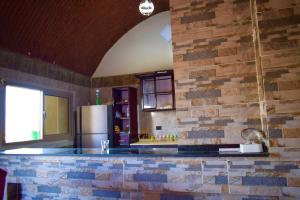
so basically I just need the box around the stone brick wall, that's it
[171,0,261,145]
[0,155,299,199]
[170,0,300,156]
[256,0,300,159]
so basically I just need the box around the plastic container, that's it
[240,144,263,153]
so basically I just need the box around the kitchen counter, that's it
[1,148,287,200]
[0,147,268,157]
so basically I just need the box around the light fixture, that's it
[139,0,154,16]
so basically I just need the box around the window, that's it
[44,95,69,135]
[5,85,44,143]
[3,84,71,144]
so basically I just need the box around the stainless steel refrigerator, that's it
[75,105,113,148]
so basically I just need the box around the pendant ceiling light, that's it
[139,0,154,16]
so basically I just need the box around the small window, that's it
[5,85,44,143]
[3,84,72,145]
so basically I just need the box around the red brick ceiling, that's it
[0,0,169,76]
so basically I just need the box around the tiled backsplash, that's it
[139,110,177,136]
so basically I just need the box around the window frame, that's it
[1,81,74,147]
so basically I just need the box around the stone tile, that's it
[188,130,224,139]
[158,164,177,169]
[254,161,271,166]
[133,174,168,183]
[269,129,283,139]
[186,89,221,99]
[92,189,121,198]
[37,185,61,193]
[242,176,287,186]
[183,50,218,61]
[274,164,299,172]
[215,176,228,185]
[181,12,215,24]
[13,169,36,177]
[283,128,300,138]
[259,15,300,29]
[160,193,194,200]
[288,177,300,187]
[67,172,95,180]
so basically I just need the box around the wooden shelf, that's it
[112,87,138,147]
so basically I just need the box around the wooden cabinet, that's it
[112,87,138,147]
[137,70,175,112]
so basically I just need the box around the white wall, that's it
[92,11,173,78]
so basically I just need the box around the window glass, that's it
[5,85,43,143]
[156,76,172,93]
[143,79,155,94]
[44,95,69,135]
[156,94,173,110]
[143,94,156,109]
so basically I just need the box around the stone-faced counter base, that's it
[0,153,299,199]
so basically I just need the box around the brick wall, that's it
[170,0,300,158]
[0,155,299,199]
[171,0,261,145]
[256,0,300,159]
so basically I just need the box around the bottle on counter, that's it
[168,134,172,141]
[174,134,178,141]
[150,135,155,142]
[95,89,102,105]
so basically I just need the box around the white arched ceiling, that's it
[92,11,173,78]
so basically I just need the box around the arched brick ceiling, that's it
[0,0,169,76]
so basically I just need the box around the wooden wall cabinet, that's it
[137,70,175,112]
[112,87,138,147]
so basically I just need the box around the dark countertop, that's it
[0,148,269,157]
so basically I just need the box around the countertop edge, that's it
[0,152,269,158]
